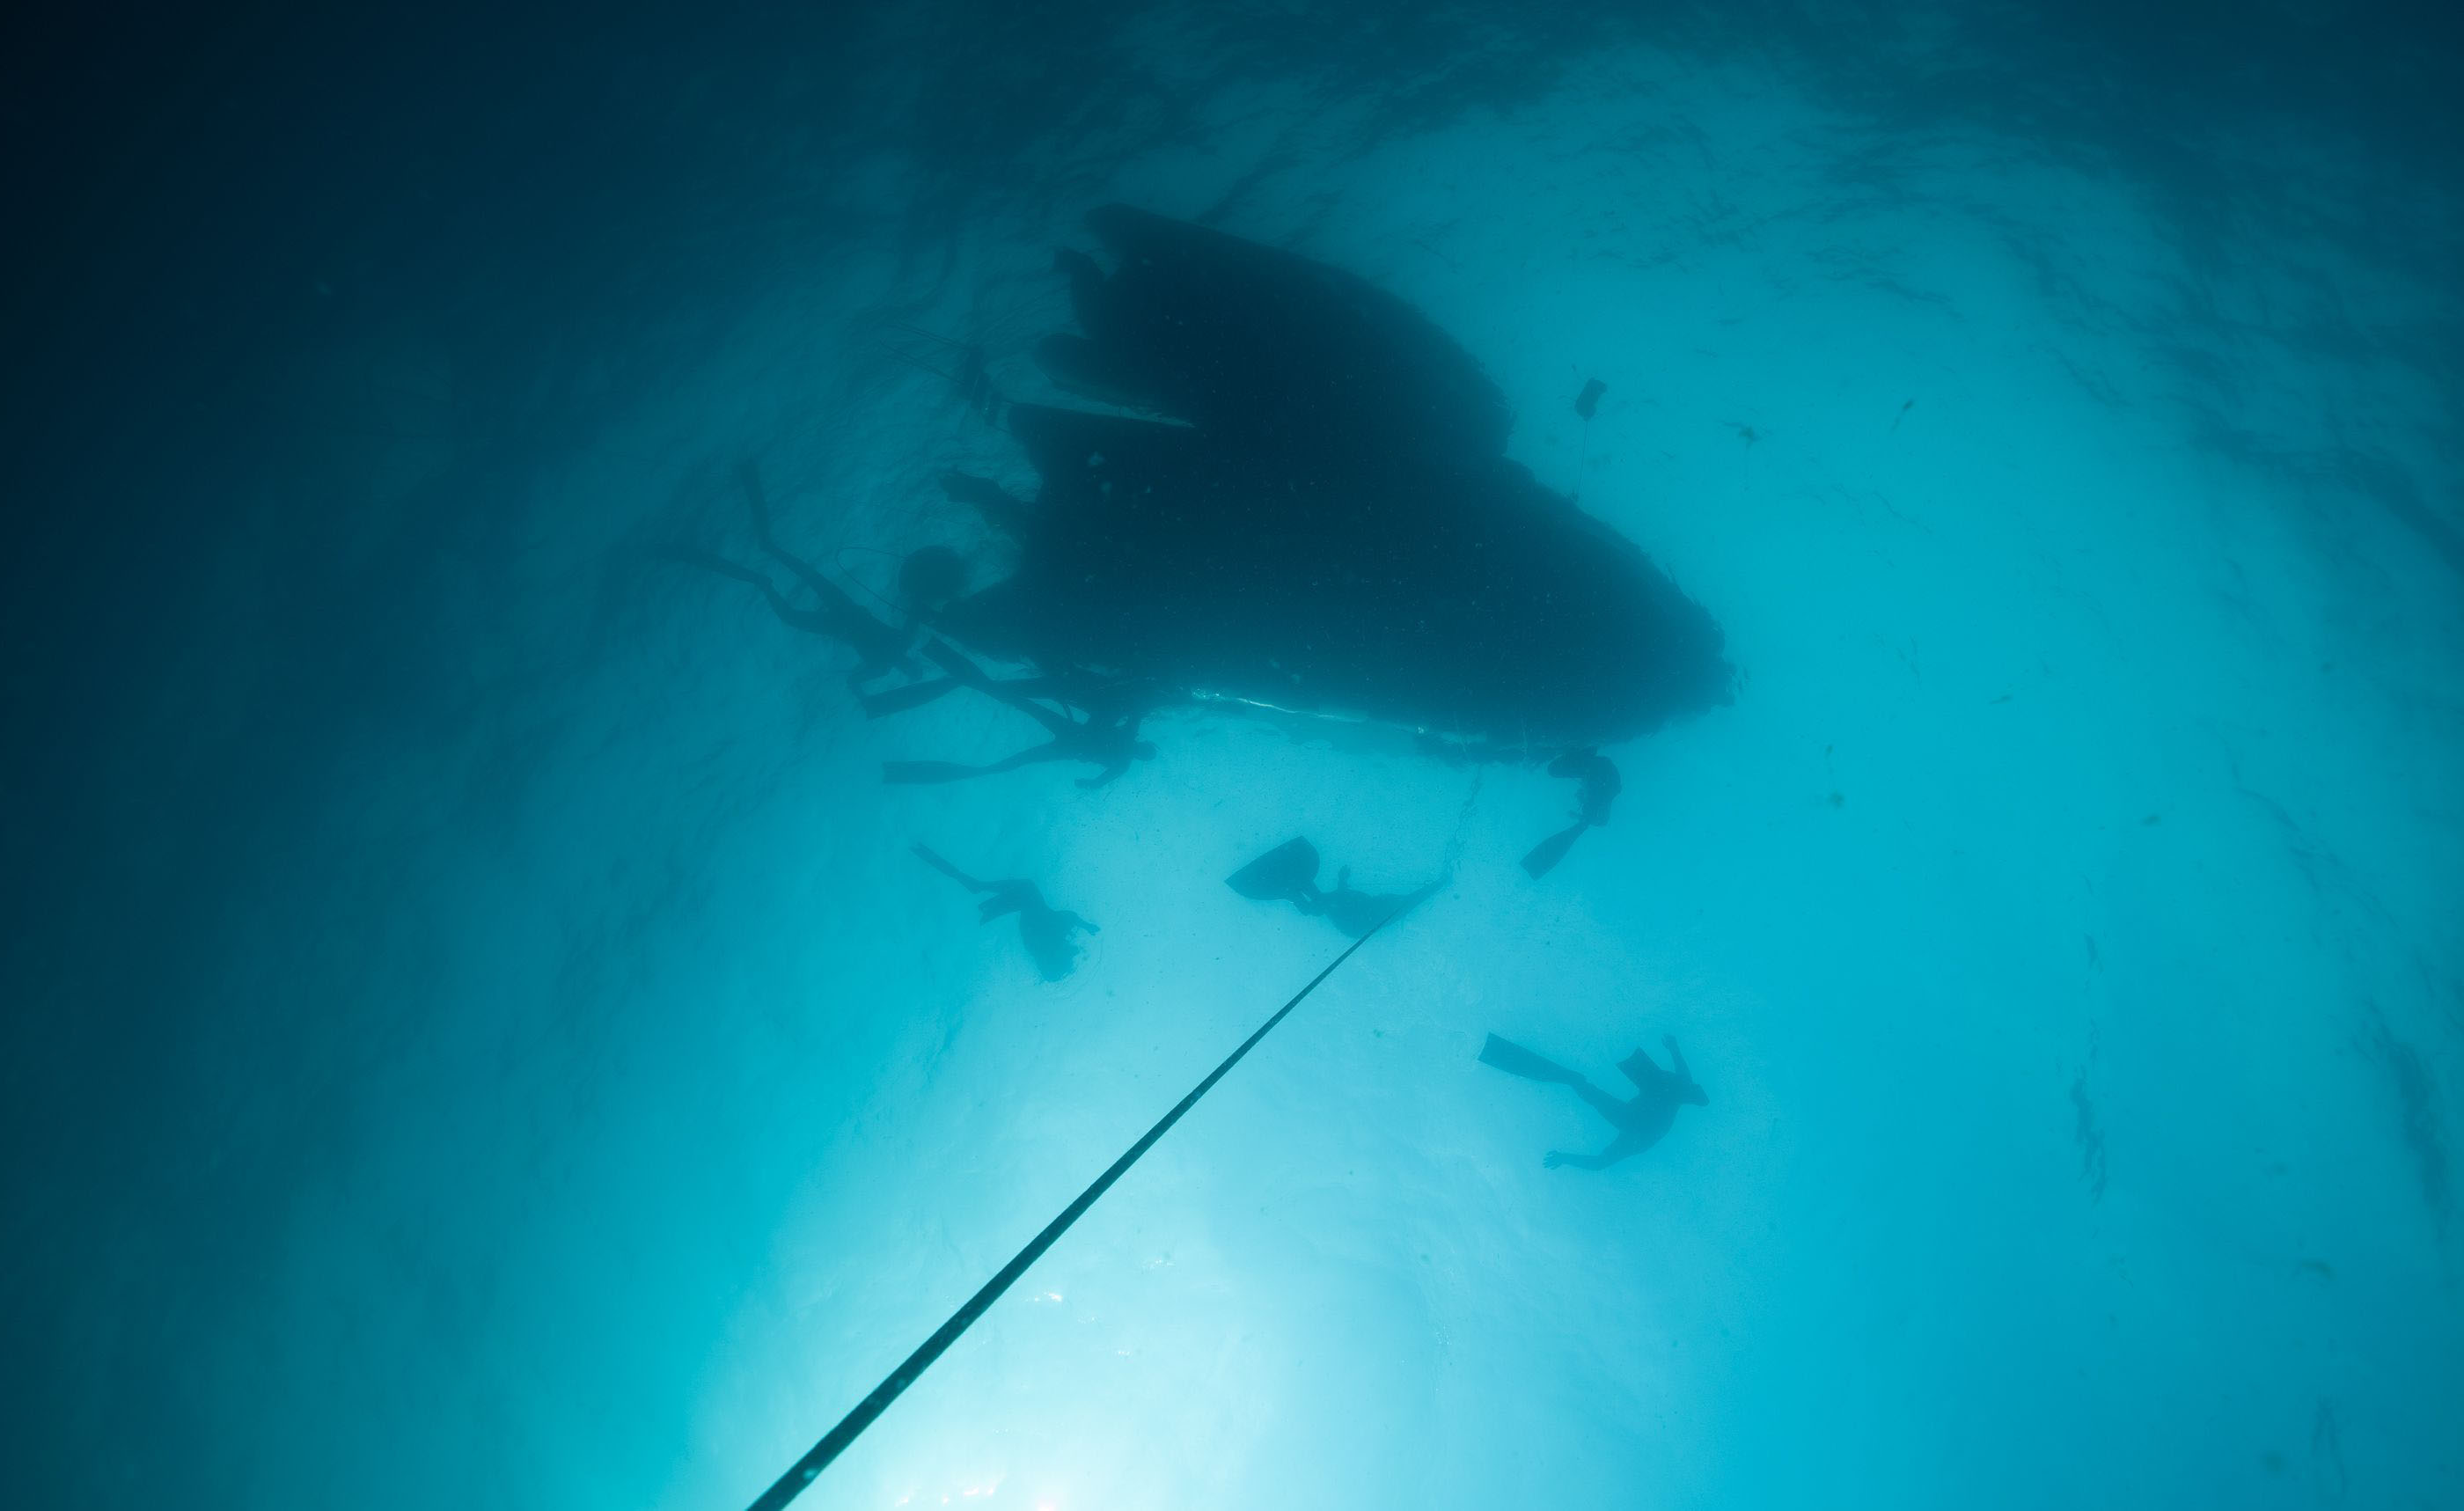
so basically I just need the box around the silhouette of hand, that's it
[1542,1151,1569,1170]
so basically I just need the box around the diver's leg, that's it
[910,842,986,891]
[659,543,774,594]
[882,744,1057,785]
[872,661,1069,725]
[883,760,996,785]
[920,638,1008,692]
[923,645,1104,739]
[923,645,1077,740]
[861,678,968,718]
[1544,1131,1646,1171]
[979,742,1069,774]
[660,545,832,636]
[1566,1079,1625,1120]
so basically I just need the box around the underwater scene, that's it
[4,4,2460,1507]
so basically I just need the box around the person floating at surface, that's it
[660,460,917,687]
[912,842,1097,981]
[1478,1032,1705,1170]
[883,647,1159,789]
[1520,747,1622,879]
[1224,836,1443,939]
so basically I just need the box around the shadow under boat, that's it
[901,204,1734,768]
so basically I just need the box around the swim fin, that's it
[1226,837,1323,902]
[883,760,983,785]
[1520,822,1588,879]
[1478,1033,1585,1085]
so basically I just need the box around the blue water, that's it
[5,4,2460,1508]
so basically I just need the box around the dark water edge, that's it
[4,4,2460,1508]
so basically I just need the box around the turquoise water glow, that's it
[4,6,2456,1508]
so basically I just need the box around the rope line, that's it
[742,914,1399,1511]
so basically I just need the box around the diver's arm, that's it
[1663,1036,1690,1083]
[737,462,831,601]
[1058,910,1098,935]
[750,580,826,635]
[739,465,903,661]
[661,546,822,634]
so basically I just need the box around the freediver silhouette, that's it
[659,461,917,687]
[1478,1032,1705,1170]
[1520,747,1621,879]
[912,842,1098,981]
[882,644,1159,789]
[1224,836,1442,939]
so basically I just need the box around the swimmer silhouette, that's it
[1479,1032,1705,1170]
[1225,836,1441,939]
[913,843,1096,981]
[660,461,916,687]
[1521,747,1621,879]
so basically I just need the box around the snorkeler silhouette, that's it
[1479,1032,1705,1170]
[883,646,1159,789]
[660,461,917,687]
[912,842,1097,981]
[1224,836,1443,939]
[1520,747,1621,879]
